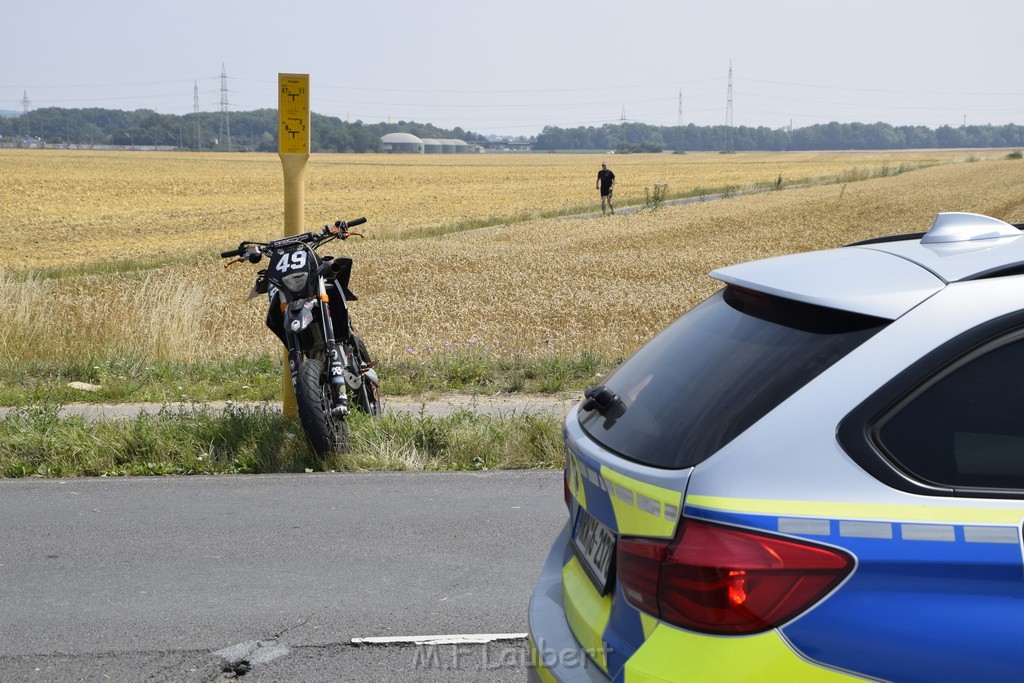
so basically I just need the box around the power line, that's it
[677,88,684,151]
[620,105,627,149]
[20,90,31,137]
[739,77,1023,98]
[725,60,734,152]
[219,63,231,151]
[5,64,1023,135]
[193,81,201,150]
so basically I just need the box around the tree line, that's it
[3,107,1023,152]
[534,121,1024,152]
[0,107,488,152]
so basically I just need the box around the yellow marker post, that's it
[278,73,310,417]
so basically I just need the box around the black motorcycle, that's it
[221,217,381,456]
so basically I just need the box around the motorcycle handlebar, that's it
[327,217,368,239]
[221,216,368,259]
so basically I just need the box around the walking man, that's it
[596,162,615,214]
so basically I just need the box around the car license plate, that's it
[572,508,616,595]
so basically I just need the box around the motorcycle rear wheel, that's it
[345,336,383,417]
[354,381,382,418]
[295,358,349,456]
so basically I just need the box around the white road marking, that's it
[352,633,528,646]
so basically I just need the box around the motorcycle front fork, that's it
[327,348,349,416]
[282,281,353,416]
[284,340,349,416]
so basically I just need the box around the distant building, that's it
[421,138,443,154]
[381,132,424,153]
[381,133,472,154]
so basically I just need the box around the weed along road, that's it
[0,470,565,681]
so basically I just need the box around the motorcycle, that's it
[221,217,381,456]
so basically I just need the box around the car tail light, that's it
[618,518,854,635]
[617,538,666,616]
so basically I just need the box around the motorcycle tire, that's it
[345,337,383,418]
[354,381,382,418]
[295,358,349,456]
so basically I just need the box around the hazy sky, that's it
[4,0,1022,136]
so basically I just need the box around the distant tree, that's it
[896,126,936,149]
[936,125,968,148]
[4,106,1023,152]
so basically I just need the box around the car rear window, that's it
[578,286,889,469]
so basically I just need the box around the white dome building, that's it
[381,132,424,153]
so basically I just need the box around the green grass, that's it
[381,350,611,395]
[1,351,615,406]
[0,352,601,477]
[341,408,564,471]
[0,403,565,477]
[1,356,285,405]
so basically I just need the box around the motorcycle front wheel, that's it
[295,357,349,456]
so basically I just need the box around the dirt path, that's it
[0,393,579,421]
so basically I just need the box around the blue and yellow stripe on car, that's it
[566,449,683,537]
[554,480,1024,682]
[561,449,689,678]
[561,557,612,671]
[685,494,1024,526]
[681,495,1024,683]
[623,627,867,682]
[600,466,681,538]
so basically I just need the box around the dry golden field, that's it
[0,148,994,271]
[2,148,1023,366]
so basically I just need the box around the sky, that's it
[4,0,1023,137]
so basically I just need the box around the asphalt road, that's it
[0,470,567,682]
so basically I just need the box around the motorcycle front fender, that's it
[284,298,318,334]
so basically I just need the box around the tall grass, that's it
[1,274,50,361]
[0,404,564,477]
[1,271,226,366]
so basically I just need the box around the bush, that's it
[643,184,669,210]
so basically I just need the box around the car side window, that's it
[875,333,1024,490]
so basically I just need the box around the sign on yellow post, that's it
[278,74,310,156]
[278,73,311,416]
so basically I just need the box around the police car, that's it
[528,212,1024,682]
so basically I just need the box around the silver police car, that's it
[529,212,1024,682]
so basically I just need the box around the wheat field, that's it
[2,149,1022,366]
[0,148,989,270]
